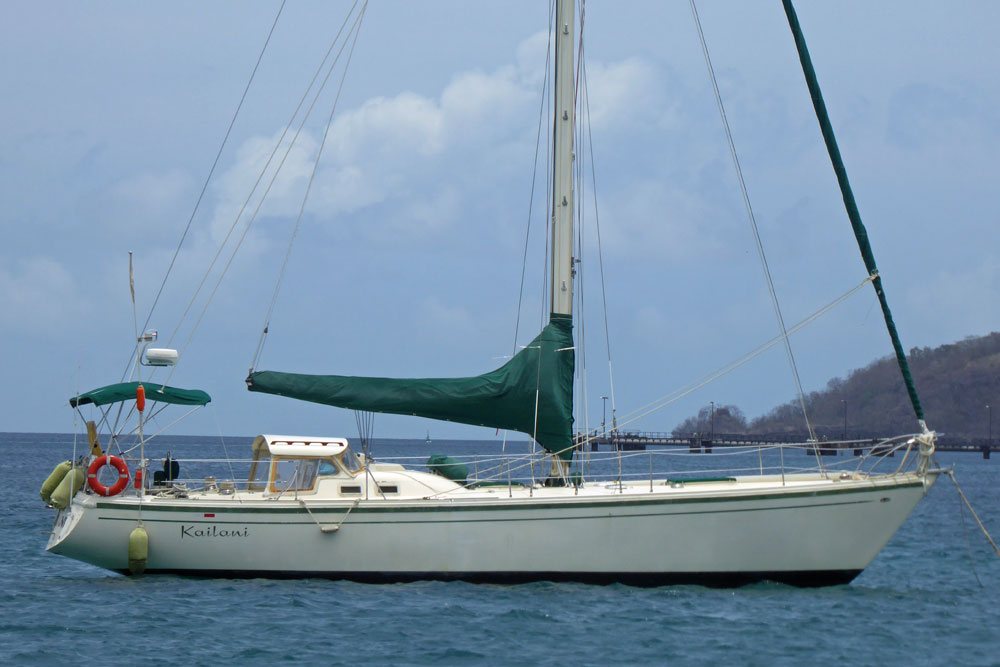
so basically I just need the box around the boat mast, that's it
[550,0,575,318]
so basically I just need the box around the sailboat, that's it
[43,1,941,586]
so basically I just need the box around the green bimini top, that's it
[69,381,211,408]
[247,315,576,461]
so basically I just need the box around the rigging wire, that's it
[955,478,983,587]
[574,3,590,477]
[503,0,554,475]
[613,275,874,433]
[164,0,363,352]
[574,140,589,477]
[210,405,240,500]
[164,3,367,384]
[578,54,625,481]
[251,1,368,371]
[947,469,1000,561]
[356,410,385,501]
[688,0,823,474]
[512,0,555,354]
[121,1,288,383]
[525,0,557,471]
[126,252,145,388]
[128,252,139,380]
[580,57,617,438]
[71,369,80,475]
[130,405,203,443]
[541,42,554,326]
[574,5,623,480]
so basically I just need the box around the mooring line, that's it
[947,470,1000,570]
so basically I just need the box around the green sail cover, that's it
[69,381,211,408]
[247,315,576,461]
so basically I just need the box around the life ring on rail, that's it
[87,455,130,496]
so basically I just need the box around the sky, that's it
[1,1,997,441]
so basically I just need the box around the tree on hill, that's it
[671,332,1000,440]
[673,404,748,436]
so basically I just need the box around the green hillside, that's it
[673,332,1000,440]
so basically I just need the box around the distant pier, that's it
[575,431,996,459]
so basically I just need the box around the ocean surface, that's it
[3,432,998,666]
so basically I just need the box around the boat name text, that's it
[180,524,249,539]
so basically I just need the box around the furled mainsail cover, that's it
[246,315,575,461]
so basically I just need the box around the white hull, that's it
[47,471,937,587]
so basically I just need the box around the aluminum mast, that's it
[550,0,575,317]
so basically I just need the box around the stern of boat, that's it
[45,496,86,554]
[45,494,131,572]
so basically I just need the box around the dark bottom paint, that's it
[118,569,863,588]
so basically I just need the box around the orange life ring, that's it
[87,455,130,496]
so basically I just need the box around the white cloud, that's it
[326,92,446,162]
[311,164,384,216]
[209,129,321,242]
[514,31,550,86]
[598,179,728,261]
[439,67,532,134]
[583,57,662,129]
[406,185,462,232]
[207,39,551,243]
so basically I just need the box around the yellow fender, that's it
[128,525,148,575]
[50,467,85,510]
[40,461,72,503]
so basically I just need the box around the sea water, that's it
[2,432,998,666]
